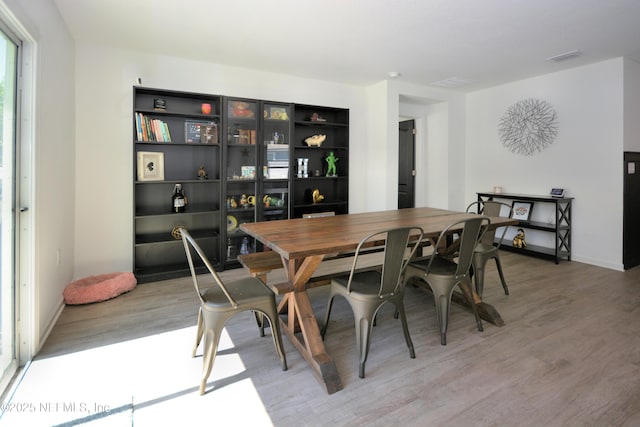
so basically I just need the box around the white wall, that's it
[466,58,625,270]
[3,0,76,352]
[624,58,640,152]
[73,44,370,279]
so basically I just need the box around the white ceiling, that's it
[53,0,640,92]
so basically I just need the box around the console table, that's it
[477,192,573,264]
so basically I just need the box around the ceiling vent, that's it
[546,50,582,62]
[430,77,473,88]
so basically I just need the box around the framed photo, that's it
[269,107,286,120]
[185,120,216,144]
[241,165,256,179]
[200,123,218,144]
[137,151,165,181]
[550,188,565,197]
[511,201,533,221]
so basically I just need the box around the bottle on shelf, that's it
[226,238,237,260]
[240,237,250,255]
[172,184,186,213]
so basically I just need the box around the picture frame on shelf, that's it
[185,120,216,144]
[137,151,165,181]
[269,107,287,120]
[241,165,256,179]
[200,123,218,144]
[511,201,533,221]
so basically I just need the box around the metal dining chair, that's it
[466,201,513,297]
[320,226,424,379]
[404,216,489,345]
[178,227,287,395]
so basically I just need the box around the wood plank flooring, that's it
[3,251,640,426]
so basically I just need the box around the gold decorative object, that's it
[512,228,527,248]
[305,134,326,147]
[312,189,324,204]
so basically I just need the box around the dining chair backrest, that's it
[346,226,424,297]
[426,216,490,279]
[466,201,512,248]
[179,227,238,308]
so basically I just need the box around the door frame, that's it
[0,3,36,395]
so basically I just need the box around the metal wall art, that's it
[498,98,558,156]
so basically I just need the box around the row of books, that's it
[135,112,172,142]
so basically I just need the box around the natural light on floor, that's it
[0,326,275,426]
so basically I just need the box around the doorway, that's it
[398,120,415,209]
[623,152,640,269]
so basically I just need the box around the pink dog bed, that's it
[63,272,137,305]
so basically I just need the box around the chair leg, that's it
[473,257,489,298]
[254,311,265,337]
[433,291,451,346]
[262,305,288,371]
[192,307,204,357]
[352,307,375,379]
[458,278,483,333]
[199,327,221,395]
[321,294,336,339]
[395,300,415,358]
[494,256,509,295]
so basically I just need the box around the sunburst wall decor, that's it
[498,98,558,156]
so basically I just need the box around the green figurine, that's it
[325,151,339,177]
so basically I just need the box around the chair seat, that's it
[409,256,457,277]
[201,277,273,308]
[332,271,387,298]
[474,243,498,254]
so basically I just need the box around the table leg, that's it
[279,255,343,394]
[450,289,505,326]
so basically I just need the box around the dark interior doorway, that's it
[623,152,640,269]
[398,120,416,209]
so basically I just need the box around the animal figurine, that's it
[305,134,326,147]
[513,228,527,248]
[312,189,324,204]
[197,165,207,180]
[240,194,248,208]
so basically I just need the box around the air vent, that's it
[546,50,582,62]
[430,77,473,88]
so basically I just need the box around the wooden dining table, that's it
[240,207,517,394]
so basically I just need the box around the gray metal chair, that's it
[179,228,287,395]
[404,216,489,345]
[466,201,512,297]
[321,226,424,379]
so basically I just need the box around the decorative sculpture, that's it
[512,228,527,248]
[197,165,208,180]
[498,98,558,156]
[305,134,326,147]
[325,151,338,177]
[312,189,325,204]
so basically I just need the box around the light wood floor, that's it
[3,252,640,426]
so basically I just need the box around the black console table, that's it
[477,192,573,264]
